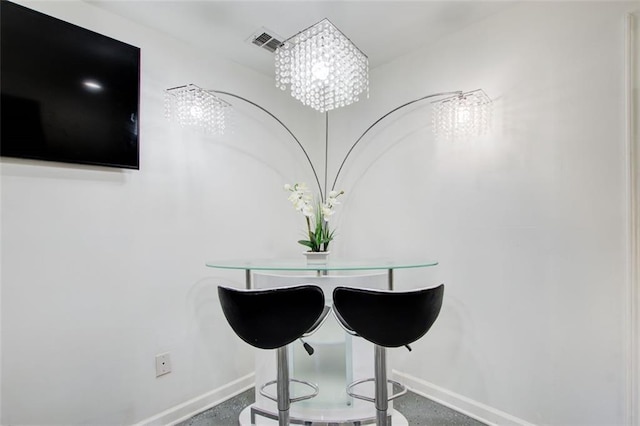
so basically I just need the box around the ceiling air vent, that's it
[248,28,283,53]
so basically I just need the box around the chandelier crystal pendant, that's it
[275,18,369,113]
[164,84,230,134]
[432,89,492,139]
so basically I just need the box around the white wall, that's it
[2,1,638,425]
[0,1,324,424]
[328,2,637,425]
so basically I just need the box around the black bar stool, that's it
[218,285,328,426]
[332,285,445,426]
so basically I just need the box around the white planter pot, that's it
[303,251,330,265]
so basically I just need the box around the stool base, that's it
[241,404,408,426]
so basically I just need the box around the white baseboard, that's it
[135,370,530,426]
[392,370,535,426]
[135,373,255,426]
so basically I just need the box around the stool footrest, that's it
[251,405,388,425]
[346,378,407,403]
[260,378,319,404]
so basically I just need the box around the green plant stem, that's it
[305,216,314,249]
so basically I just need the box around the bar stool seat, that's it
[218,285,327,426]
[332,285,445,426]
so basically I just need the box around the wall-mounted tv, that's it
[1,0,140,169]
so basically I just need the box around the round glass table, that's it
[206,258,439,290]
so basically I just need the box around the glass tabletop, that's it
[205,258,438,271]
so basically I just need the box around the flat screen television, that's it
[1,0,140,169]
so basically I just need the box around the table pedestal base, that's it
[239,404,408,426]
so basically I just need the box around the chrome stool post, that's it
[333,285,445,426]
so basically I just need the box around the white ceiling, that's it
[88,1,515,77]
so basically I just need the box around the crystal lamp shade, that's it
[432,89,492,139]
[164,84,230,134]
[275,19,369,113]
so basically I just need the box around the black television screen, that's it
[1,0,140,169]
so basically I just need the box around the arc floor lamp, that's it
[165,18,492,201]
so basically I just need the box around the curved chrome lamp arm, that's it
[211,90,324,201]
[330,90,463,191]
[179,88,468,198]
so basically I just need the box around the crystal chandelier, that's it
[164,84,230,134]
[432,89,492,139]
[275,19,369,113]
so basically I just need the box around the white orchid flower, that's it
[284,183,345,250]
[302,204,314,217]
[288,192,299,203]
[321,205,335,220]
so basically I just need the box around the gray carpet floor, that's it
[178,388,486,426]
